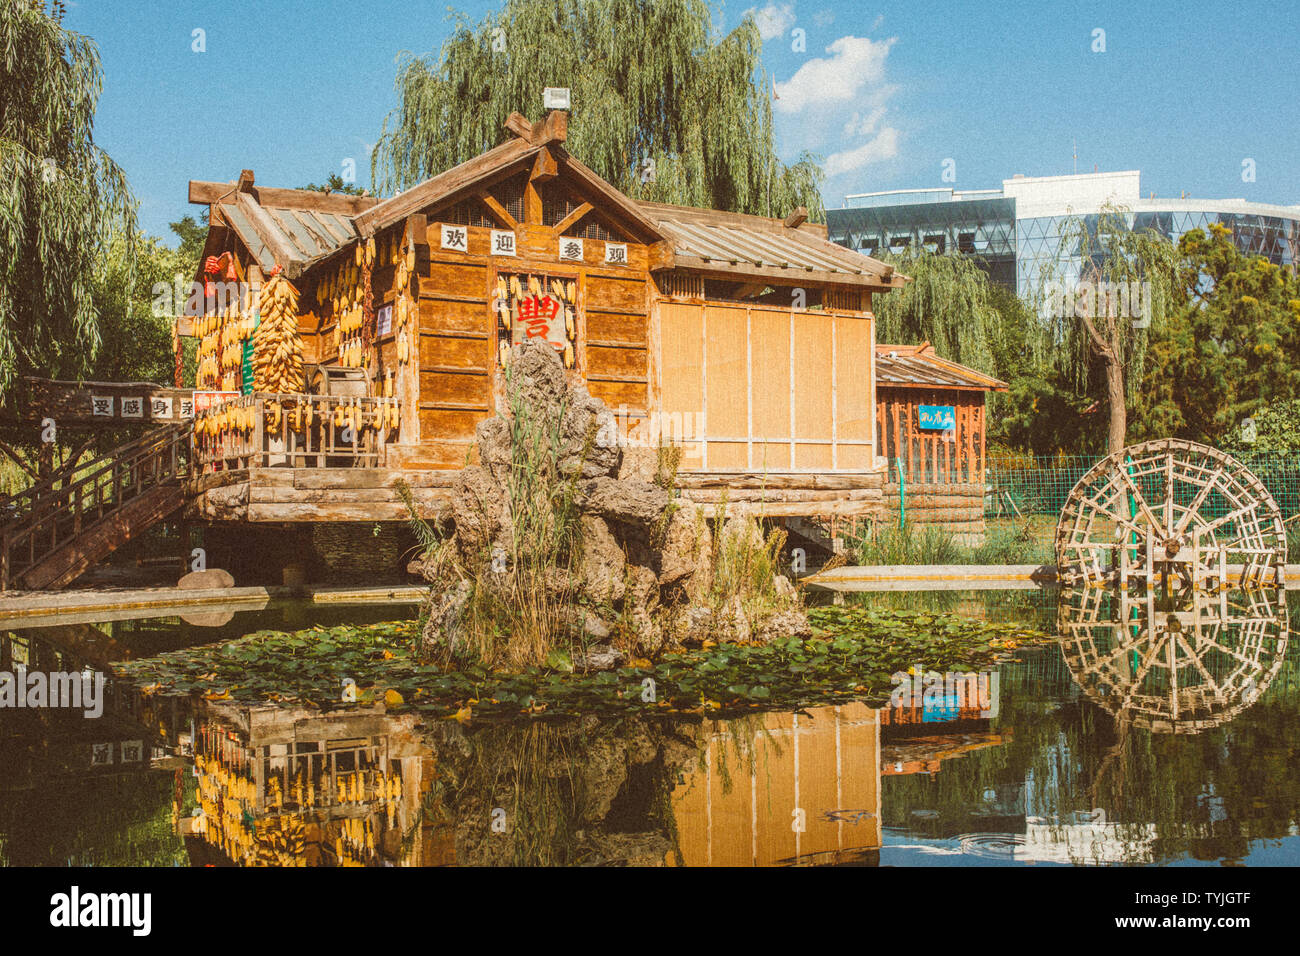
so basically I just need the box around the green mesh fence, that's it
[984,453,1300,523]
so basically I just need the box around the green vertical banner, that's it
[241,338,255,395]
[241,313,259,395]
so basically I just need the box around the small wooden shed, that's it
[874,342,1007,539]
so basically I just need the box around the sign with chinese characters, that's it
[604,243,628,266]
[377,303,393,337]
[440,223,468,252]
[120,740,145,763]
[918,405,956,431]
[513,293,568,353]
[495,272,577,369]
[490,229,517,257]
[558,237,584,262]
[86,390,194,421]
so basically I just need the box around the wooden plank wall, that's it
[410,221,650,468]
[875,387,986,485]
[416,230,493,468]
[584,272,649,416]
[881,481,985,536]
[657,300,874,472]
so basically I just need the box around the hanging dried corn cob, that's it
[253,271,305,393]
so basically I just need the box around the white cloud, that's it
[825,128,899,177]
[771,34,901,179]
[750,3,797,41]
[842,107,887,138]
[871,13,885,30]
[773,35,895,114]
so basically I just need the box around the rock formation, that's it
[412,340,806,666]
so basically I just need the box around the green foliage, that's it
[372,0,824,219]
[874,250,1022,376]
[114,611,1046,719]
[1226,399,1300,455]
[0,2,137,396]
[300,172,366,196]
[850,521,962,566]
[169,212,207,265]
[1038,204,1180,403]
[967,522,1052,565]
[84,229,181,384]
[850,519,1051,566]
[1136,223,1300,445]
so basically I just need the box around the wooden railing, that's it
[1,425,189,590]
[192,393,401,473]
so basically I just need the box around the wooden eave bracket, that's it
[478,191,520,230]
[783,206,808,229]
[504,110,568,147]
[531,148,559,183]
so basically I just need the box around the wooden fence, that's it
[193,393,401,473]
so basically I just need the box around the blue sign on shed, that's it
[918,405,956,430]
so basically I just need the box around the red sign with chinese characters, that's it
[511,294,566,352]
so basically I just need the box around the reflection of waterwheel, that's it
[1057,586,1288,733]
[1055,440,1286,588]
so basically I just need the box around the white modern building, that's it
[827,170,1300,299]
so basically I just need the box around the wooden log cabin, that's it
[183,110,907,528]
[874,343,1007,542]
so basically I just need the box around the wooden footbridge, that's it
[1,425,189,591]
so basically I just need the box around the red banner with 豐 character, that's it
[511,293,566,352]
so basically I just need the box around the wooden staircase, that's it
[1,425,190,590]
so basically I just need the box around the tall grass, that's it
[850,519,1051,566]
[397,359,590,669]
[851,521,962,565]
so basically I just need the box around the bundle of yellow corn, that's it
[253,272,305,393]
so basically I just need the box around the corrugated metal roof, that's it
[875,343,1007,391]
[215,201,358,275]
[641,203,902,288]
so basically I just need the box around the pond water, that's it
[0,589,1296,867]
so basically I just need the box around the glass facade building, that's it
[827,172,1300,301]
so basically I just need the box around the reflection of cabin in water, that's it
[180,704,449,867]
[874,343,1007,543]
[671,702,882,866]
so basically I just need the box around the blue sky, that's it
[63,0,1300,242]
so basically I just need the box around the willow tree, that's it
[1037,205,1179,454]
[873,251,1020,375]
[372,0,824,218]
[0,1,136,398]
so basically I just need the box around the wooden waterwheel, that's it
[1057,586,1288,733]
[1055,439,1286,588]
